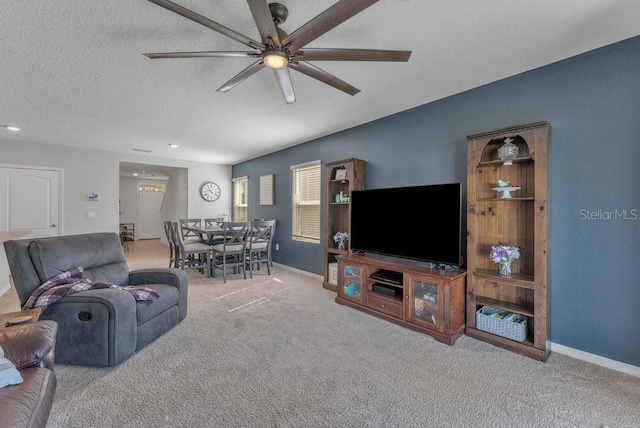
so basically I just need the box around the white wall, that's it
[164,168,188,224]
[187,164,232,221]
[0,138,232,236]
[119,176,139,225]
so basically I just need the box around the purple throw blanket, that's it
[23,267,160,310]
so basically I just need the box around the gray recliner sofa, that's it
[4,232,188,367]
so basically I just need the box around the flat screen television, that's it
[350,183,462,267]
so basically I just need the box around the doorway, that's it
[119,162,187,243]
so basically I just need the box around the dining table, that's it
[181,224,228,245]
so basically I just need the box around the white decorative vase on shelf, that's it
[498,137,519,165]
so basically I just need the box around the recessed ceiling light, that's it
[2,125,21,131]
[168,144,179,148]
[133,173,139,176]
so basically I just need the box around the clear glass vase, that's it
[338,241,346,250]
[499,262,512,277]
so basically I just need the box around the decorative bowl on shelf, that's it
[492,187,521,199]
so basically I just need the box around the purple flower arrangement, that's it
[333,231,348,247]
[489,245,520,265]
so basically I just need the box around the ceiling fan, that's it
[144,0,412,103]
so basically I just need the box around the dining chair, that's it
[164,220,177,268]
[245,220,275,278]
[203,218,226,245]
[267,219,275,267]
[211,222,250,283]
[179,218,203,242]
[204,218,222,228]
[253,219,276,268]
[171,221,211,277]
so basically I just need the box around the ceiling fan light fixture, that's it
[263,50,288,69]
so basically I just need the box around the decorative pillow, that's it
[0,345,23,388]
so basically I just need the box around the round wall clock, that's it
[200,182,221,202]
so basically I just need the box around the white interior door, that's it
[0,166,61,294]
[0,166,61,237]
[137,190,164,239]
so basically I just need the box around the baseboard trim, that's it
[550,342,640,378]
[273,262,324,282]
[279,264,640,378]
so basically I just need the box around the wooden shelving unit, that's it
[119,223,135,251]
[119,223,135,240]
[322,158,365,291]
[466,120,551,361]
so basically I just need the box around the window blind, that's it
[291,162,321,242]
[232,177,248,221]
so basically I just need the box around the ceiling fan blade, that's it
[273,68,296,104]
[282,0,378,54]
[216,60,265,93]
[289,62,360,96]
[143,51,261,59]
[247,0,281,47]
[148,0,263,50]
[295,48,411,62]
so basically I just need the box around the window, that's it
[232,176,248,221]
[291,160,321,243]
[138,183,165,192]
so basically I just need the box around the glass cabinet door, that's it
[338,263,364,304]
[406,278,443,331]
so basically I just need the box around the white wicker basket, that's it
[476,306,527,342]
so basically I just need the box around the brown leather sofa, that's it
[0,320,57,428]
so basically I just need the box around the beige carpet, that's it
[47,262,639,428]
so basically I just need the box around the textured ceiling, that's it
[2,1,640,165]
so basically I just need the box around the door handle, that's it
[51,224,57,227]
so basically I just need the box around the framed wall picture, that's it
[87,192,100,201]
[260,174,274,205]
[334,168,347,180]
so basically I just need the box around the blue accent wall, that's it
[234,36,640,366]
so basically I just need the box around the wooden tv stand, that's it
[335,254,466,345]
